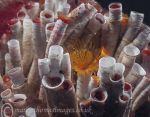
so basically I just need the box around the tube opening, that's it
[45,14,52,18]
[95,13,105,24]
[119,93,130,103]
[91,88,107,102]
[10,94,27,106]
[124,45,140,57]
[48,45,64,59]
[111,73,122,82]
[17,11,26,19]
[99,56,116,70]
[109,2,122,21]
[124,82,132,91]
[1,89,12,99]
[7,39,19,48]
[40,10,54,19]
[109,3,122,10]
[42,74,64,89]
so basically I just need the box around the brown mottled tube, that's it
[104,2,122,56]
[7,67,26,87]
[32,17,46,58]
[42,73,80,117]
[27,58,41,101]
[132,76,150,102]
[8,18,22,43]
[80,13,105,49]
[115,11,144,58]
[80,87,108,117]
[7,39,22,67]
[22,18,33,77]
[45,19,68,57]
[110,63,125,98]
[132,85,150,112]
[123,82,132,96]
[117,93,131,117]
[97,56,116,89]
[118,45,140,77]
[125,63,146,88]
[61,53,71,80]
[61,3,97,47]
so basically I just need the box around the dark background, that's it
[96,0,150,26]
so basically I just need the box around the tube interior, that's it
[91,88,107,102]
[11,94,27,103]
[42,74,64,89]
[124,82,132,91]
[119,93,130,103]
[109,3,122,10]
[111,73,122,82]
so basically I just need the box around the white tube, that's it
[48,45,64,72]
[119,45,140,77]
[7,39,22,67]
[98,56,116,85]
[38,58,50,78]
[7,67,26,87]
[125,63,146,88]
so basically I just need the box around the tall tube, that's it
[125,63,146,88]
[105,2,122,56]
[118,45,140,77]
[7,39,22,67]
[115,11,144,58]
[117,93,131,117]
[4,53,13,72]
[22,18,33,76]
[45,19,68,57]
[132,85,150,112]
[97,56,116,89]
[61,53,71,80]
[7,67,26,87]
[132,76,150,101]
[80,87,108,117]
[110,63,125,98]
[32,17,46,58]
[42,73,80,117]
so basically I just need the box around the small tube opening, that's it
[91,88,107,102]
[111,73,122,82]
[42,74,64,89]
[124,82,132,91]
[109,3,122,10]
[119,93,130,103]
[1,89,12,99]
